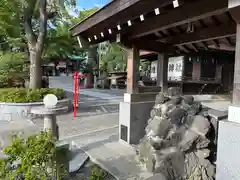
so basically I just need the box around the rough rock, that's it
[190,115,210,136]
[167,87,182,97]
[136,88,216,180]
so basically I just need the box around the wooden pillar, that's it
[157,53,168,93]
[127,46,140,94]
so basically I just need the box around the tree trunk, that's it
[24,0,47,89]
[29,46,42,89]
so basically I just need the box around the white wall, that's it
[150,56,184,81]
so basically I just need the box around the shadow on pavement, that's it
[65,91,120,116]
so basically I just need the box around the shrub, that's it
[0,88,65,103]
[0,52,29,88]
[89,166,106,180]
[0,131,67,180]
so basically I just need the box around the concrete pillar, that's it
[156,53,168,93]
[216,5,240,179]
[126,46,140,94]
[232,24,240,105]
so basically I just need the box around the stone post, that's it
[44,114,59,140]
[216,2,240,180]
[156,53,168,93]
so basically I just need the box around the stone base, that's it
[228,104,240,123]
[119,93,157,144]
[216,120,240,180]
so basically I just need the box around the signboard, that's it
[150,56,183,81]
[168,56,183,81]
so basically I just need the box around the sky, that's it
[68,0,110,17]
[76,0,110,10]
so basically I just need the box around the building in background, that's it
[141,51,234,94]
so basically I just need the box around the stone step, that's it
[72,136,154,180]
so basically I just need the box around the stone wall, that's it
[0,99,71,121]
[136,88,217,180]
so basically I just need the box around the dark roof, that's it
[70,0,238,55]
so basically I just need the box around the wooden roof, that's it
[70,0,240,55]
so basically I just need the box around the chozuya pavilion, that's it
[70,0,240,179]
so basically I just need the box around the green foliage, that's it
[44,8,99,70]
[0,0,78,56]
[99,43,127,73]
[72,8,99,24]
[0,131,66,180]
[89,166,106,180]
[140,61,151,72]
[44,18,83,59]
[0,88,65,103]
[0,52,28,88]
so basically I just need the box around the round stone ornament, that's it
[43,94,58,108]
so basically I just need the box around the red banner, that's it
[73,72,79,118]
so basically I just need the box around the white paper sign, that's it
[228,105,240,124]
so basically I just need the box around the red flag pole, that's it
[76,72,79,108]
[73,72,78,118]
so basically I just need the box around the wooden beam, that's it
[189,43,198,52]
[197,20,210,50]
[176,26,184,33]
[211,16,221,25]
[226,11,235,22]
[122,38,176,53]
[228,0,240,23]
[154,32,162,37]
[76,36,90,49]
[226,37,234,46]
[129,0,228,38]
[70,0,173,36]
[212,39,220,48]
[178,45,190,53]
[159,23,236,46]
[199,19,208,28]
[201,42,209,50]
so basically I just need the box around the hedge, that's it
[0,88,65,103]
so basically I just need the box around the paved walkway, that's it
[79,89,124,101]
[0,113,119,148]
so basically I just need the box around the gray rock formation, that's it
[136,88,216,180]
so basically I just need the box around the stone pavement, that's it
[65,90,121,116]
[0,113,119,149]
[79,89,123,100]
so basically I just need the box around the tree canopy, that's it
[0,0,127,89]
[99,43,127,73]
[0,0,78,88]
